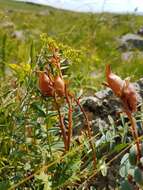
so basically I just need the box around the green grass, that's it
[0,0,143,87]
[1,1,143,189]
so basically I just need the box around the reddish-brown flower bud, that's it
[106,65,138,113]
[121,80,138,113]
[38,71,54,96]
[106,64,124,97]
[54,76,65,96]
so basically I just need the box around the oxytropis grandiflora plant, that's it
[106,64,143,189]
[37,46,96,168]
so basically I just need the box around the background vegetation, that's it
[1,0,143,87]
[1,0,143,189]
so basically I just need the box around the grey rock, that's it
[118,34,143,51]
[121,51,143,61]
[5,9,14,14]
[79,78,143,134]
[137,27,143,36]
[11,30,25,41]
[121,51,133,61]
[37,10,50,16]
[2,21,15,29]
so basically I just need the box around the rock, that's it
[118,34,143,51]
[6,9,14,13]
[121,51,133,61]
[36,10,50,16]
[121,51,143,61]
[137,27,143,36]
[2,21,15,29]
[11,30,25,41]
[78,78,143,134]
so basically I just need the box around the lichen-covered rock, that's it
[121,51,143,62]
[118,34,143,51]
[137,27,143,36]
[77,78,143,134]
[1,21,15,29]
[11,30,25,41]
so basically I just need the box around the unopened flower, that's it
[106,64,138,113]
[38,71,54,96]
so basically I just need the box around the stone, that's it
[121,51,133,61]
[118,34,143,51]
[121,51,143,61]
[2,21,15,29]
[11,30,25,41]
[78,78,143,134]
[137,27,143,36]
[37,10,50,16]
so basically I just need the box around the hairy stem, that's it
[65,85,73,150]
[126,110,141,161]
[72,96,96,169]
[54,94,68,151]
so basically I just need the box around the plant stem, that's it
[126,110,141,161]
[72,96,96,169]
[65,85,73,150]
[54,94,68,151]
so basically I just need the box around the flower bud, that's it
[38,71,54,96]
[54,76,65,96]
[106,64,124,97]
